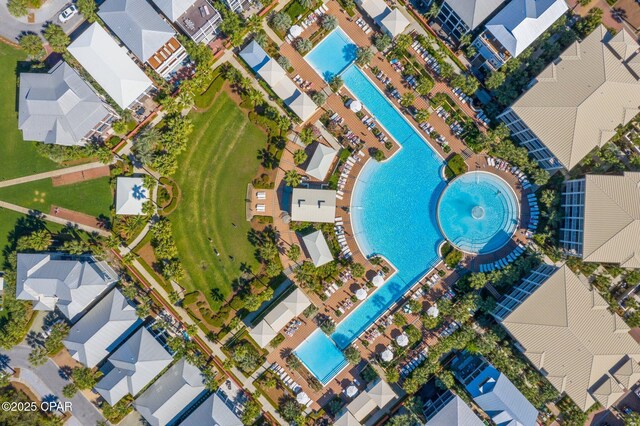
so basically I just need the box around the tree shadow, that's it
[58,366,72,381]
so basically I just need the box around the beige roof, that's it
[263,287,311,332]
[590,376,625,408]
[346,379,397,422]
[380,8,410,37]
[334,412,362,426]
[582,172,640,267]
[611,356,640,389]
[608,29,639,61]
[367,379,396,407]
[291,188,337,223]
[248,320,277,348]
[301,230,333,267]
[508,26,640,169]
[500,265,640,410]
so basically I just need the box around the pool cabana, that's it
[305,142,338,181]
[301,230,333,267]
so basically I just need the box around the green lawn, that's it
[0,177,113,218]
[171,91,265,308]
[0,44,60,181]
[0,208,66,259]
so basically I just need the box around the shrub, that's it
[229,297,245,310]
[444,153,468,179]
[182,291,199,305]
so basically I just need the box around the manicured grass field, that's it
[0,44,60,181]
[171,91,266,308]
[0,177,113,218]
[0,209,66,259]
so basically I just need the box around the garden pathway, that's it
[0,161,108,188]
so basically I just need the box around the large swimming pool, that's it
[437,171,519,254]
[294,329,349,385]
[296,28,447,383]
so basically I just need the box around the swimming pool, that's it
[306,28,358,81]
[437,171,519,254]
[294,329,349,385]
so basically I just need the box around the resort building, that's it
[63,288,140,368]
[180,391,243,425]
[423,391,484,426]
[494,264,640,410]
[115,177,149,215]
[560,172,640,266]
[249,287,311,348]
[16,253,118,322]
[334,378,398,425]
[68,23,154,110]
[290,188,337,223]
[454,356,538,425]
[133,359,206,426]
[224,0,251,14]
[305,142,337,181]
[429,0,505,42]
[95,326,173,405]
[498,26,640,170]
[18,61,118,146]
[355,0,410,38]
[99,0,189,78]
[301,230,333,267]
[239,41,317,122]
[472,0,568,70]
[151,0,222,44]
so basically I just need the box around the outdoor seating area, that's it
[410,39,442,76]
[478,243,527,272]
[400,346,428,377]
[355,17,373,34]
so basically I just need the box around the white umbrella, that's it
[427,305,439,318]
[396,333,409,347]
[289,25,303,38]
[372,274,384,287]
[356,288,367,300]
[349,100,362,112]
[346,385,358,397]
[296,391,310,404]
[381,349,393,362]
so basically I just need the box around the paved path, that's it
[0,201,110,236]
[2,344,105,426]
[0,162,108,188]
[0,0,82,42]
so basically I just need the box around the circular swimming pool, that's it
[437,171,519,254]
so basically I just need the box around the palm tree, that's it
[322,15,338,31]
[247,88,264,107]
[19,34,45,60]
[400,92,415,108]
[284,170,301,187]
[415,109,430,123]
[247,14,262,34]
[394,34,412,51]
[276,115,291,134]
[293,150,307,165]
[295,38,313,54]
[329,75,343,92]
[28,347,48,367]
[355,47,373,67]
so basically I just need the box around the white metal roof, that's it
[445,0,505,29]
[249,320,278,348]
[306,143,337,181]
[380,8,410,38]
[67,23,153,109]
[426,394,484,426]
[180,392,243,426]
[291,188,336,223]
[263,287,311,332]
[151,0,196,21]
[301,230,333,267]
[115,177,148,215]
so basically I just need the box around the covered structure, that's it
[342,379,397,423]
[432,0,505,41]
[95,327,172,405]
[494,264,640,410]
[290,188,337,223]
[239,41,317,122]
[474,0,568,69]
[99,0,188,78]
[301,230,333,267]
[152,0,222,43]
[424,391,484,425]
[63,288,139,368]
[561,172,640,266]
[305,142,337,181]
[115,177,148,215]
[380,8,410,38]
[18,61,117,146]
[180,391,243,426]
[68,23,153,110]
[498,26,640,170]
[134,359,206,426]
[248,320,277,348]
[16,253,118,322]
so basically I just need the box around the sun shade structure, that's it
[63,288,139,368]
[291,188,337,223]
[134,359,206,426]
[346,379,398,423]
[240,41,317,122]
[289,25,303,38]
[427,305,439,318]
[380,8,410,38]
[425,391,484,426]
[18,61,117,146]
[249,287,311,348]
[346,385,358,397]
[180,391,243,426]
[561,172,640,267]
[396,333,409,347]
[115,177,148,215]
[498,26,640,170]
[349,100,362,112]
[95,327,173,405]
[372,274,384,287]
[356,288,367,300]
[494,264,640,410]
[305,142,338,181]
[301,230,334,267]
[16,253,118,322]
[68,23,153,110]
[381,349,393,362]
[296,392,310,404]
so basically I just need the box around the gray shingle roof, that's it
[63,288,139,368]
[18,61,113,146]
[445,0,505,29]
[99,0,175,62]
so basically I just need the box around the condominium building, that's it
[431,0,504,42]
[152,0,222,44]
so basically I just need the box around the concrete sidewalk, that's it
[0,162,108,188]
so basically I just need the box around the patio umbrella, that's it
[356,288,367,300]
[346,385,358,397]
[427,305,439,318]
[396,333,409,347]
[296,391,310,405]
[381,349,393,362]
[349,100,362,112]
[372,274,384,287]
[289,25,303,38]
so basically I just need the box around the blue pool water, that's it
[294,329,349,384]
[437,171,519,254]
[306,28,357,81]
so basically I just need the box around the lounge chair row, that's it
[411,40,441,75]
[269,364,301,394]
[479,243,526,272]
[355,17,372,34]
[400,349,427,377]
